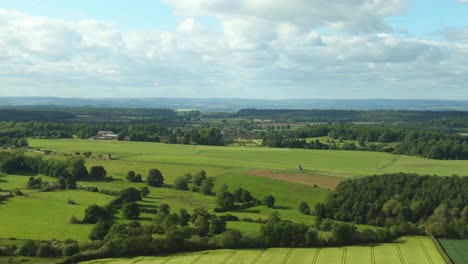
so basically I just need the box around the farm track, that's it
[251,249,266,264]
[312,248,321,264]
[396,245,405,264]
[341,248,347,264]
[377,155,401,171]
[281,248,294,264]
[220,250,238,264]
[160,257,172,264]
[370,246,376,264]
[419,239,434,264]
[190,255,202,264]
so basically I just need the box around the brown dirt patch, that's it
[249,170,344,190]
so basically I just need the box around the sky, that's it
[0,0,468,99]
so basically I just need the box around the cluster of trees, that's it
[0,153,112,191]
[0,239,82,258]
[262,124,468,160]
[317,173,468,238]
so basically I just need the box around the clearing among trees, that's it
[249,170,343,190]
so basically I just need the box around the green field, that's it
[29,139,468,178]
[81,236,445,264]
[439,239,468,264]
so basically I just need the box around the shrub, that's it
[62,243,79,257]
[173,176,188,190]
[147,169,164,187]
[122,202,141,220]
[263,195,275,208]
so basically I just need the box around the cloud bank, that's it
[0,1,468,99]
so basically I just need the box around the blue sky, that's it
[0,0,468,99]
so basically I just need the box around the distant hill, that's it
[1,97,468,111]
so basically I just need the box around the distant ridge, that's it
[1,97,468,111]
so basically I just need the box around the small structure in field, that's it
[94,131,118,140]
[107,153,112,160]
[296,163,303,171]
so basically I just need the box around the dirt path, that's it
[249,170,344,190]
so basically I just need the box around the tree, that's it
[140,186,150,197]
[147,169,164,187]
[199,177,214,195]
[17,138,29,148]
[233,188,253,202]
[89,220,113,241]
[36,242,55,257]
[173,176,188,190]
[210,216,226,234]
[179,209,191,226]
[119,187,142,203]
[62,243,79,256]
[16,240,37,256]
[194,214,210,237]
[67,158,88,179]
[66,176,77,189]
[263,195,275,208]
[126,171,136,182]
[122,202,141,220]
[83,205,111,224]
[159,204,170,216]
[216,185,235,211]
[331,223,357,245]
[299,201,310,214]
[192,170,207,186]
[88,166,107,179]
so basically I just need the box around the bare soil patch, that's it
[249,170,344,190]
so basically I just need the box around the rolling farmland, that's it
[81,237,446,264]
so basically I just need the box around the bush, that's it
[122,202,141,220]
[36,242,56,257]
[83,205,111,224]
[140,187,150,197]
[263,195,275,208]
[16,240,37,256]
[119,188,142,203]
[147,169,164,187]
[62,243,79,257]
[173,176,188,190]
[89,220,113,241]
[299,201,310,214]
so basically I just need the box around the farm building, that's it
[94,131,118,140]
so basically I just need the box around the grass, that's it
[29,139,468,178]
[438,239,468,264]
[0,256,61,264]
[0,186,114,241]
[80,236,446,264]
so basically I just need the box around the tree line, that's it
[262,124,468,160]
[315,173,468,239]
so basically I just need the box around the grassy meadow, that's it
[80,236,445,264]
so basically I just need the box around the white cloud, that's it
[0,7,468,99]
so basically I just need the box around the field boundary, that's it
[431,237,454,264]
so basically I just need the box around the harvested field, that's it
[249,170,344,190]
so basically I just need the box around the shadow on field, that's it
[274,206,292,210]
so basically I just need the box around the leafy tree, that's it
[159,204,170,216]
[194,214,210,237]
[199,177,214,195]
[140,186,150,197]
[299,201,310,214]
[36,242,55,257]
[179,209,191,226]
[122,202,141,220]
[209,216,226,234]
[173,176,188,190]
[126,171,136,182]
[89,220,113,241]
[147,169,164,187]
[16,240,37,256]
[62,243,79,256]
[263,195,275,208]
[67,158,88,179]
[88,166,106,179]
[216,185,235,211]
[192,170,207,186]
[119,187,142,203]
[83,205,111,224]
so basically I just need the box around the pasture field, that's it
[439,239,468,264]
[81,236,446,264]
[29,139,468,178]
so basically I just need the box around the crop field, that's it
[81,236,446,264]
[438,239,468,264]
